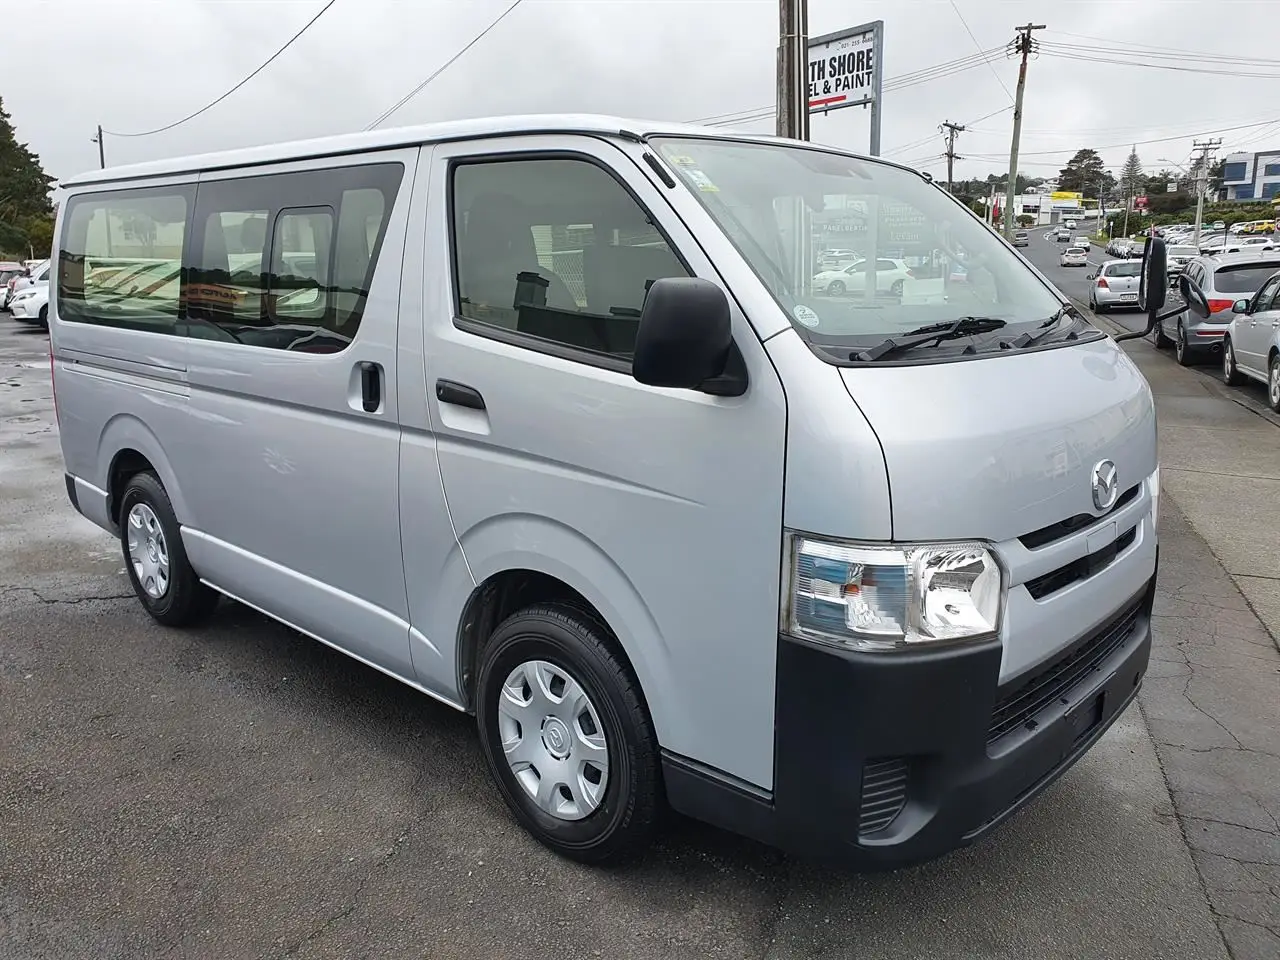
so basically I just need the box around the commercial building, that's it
[1220,150,1280,201]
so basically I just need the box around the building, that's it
[1220,150,1280,201]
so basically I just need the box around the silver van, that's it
[50,115,1161,868]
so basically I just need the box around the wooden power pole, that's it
[776,0,810,140]
[941,120,965,193]
[1004,22,1045,238]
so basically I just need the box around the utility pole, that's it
[941,120,965,193]
[776,0,809,141]
[1191,137,1222,249]
[1122,144,1133,239]
[92,124,105,169]
[1003,22,1045,239]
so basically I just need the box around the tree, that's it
[0,98,55,257]
[1120,148,1144,203]
[1057,149,1106,196]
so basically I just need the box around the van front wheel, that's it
[476,603,660,864]
[119,471,218,626]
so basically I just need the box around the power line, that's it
[948,0,1013,102]
[1038,45,1280,80]
[103,0,338,138]
[962,117,1280,159]
[685,46,1006,125]
[365,0,525,131]
[1046,30,1276,68]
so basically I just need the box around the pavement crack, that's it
[1180,672,1248,751]
[1183,816,1280,839]
[0,585,134,605]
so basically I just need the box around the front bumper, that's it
[9,300,41,323]
[664,568,1157,869]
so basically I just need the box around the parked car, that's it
[1155,250,1280,366]
[1212,221,1226,231]
[1166,245,1198,277]
[1012,230,1029,247]
[811,257,912,297]
[1220,269,1280,411]
[6,258,49,308]
[818,247,858,268]
[1060,246,1089,267]
[1087,259,1143,312]
[48,113,1161,868]
[0,261,25,306]
[8,280,49,327]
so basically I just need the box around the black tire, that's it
[1269,355,1280,414]
[475,602,660,865]
[37,305,48,329]
[827,280,845,297]
[1093,298,1108,314]
[118,471,219,626]
[1175,321,1194,366]
[1152,320,1172,348]
[1222,337,1244,385]
[890,279,904,296]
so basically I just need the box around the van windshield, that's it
[652,138,1069,361]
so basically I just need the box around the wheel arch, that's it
[97,414,190,530]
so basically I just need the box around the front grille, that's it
[858,758,909,835]
[987,600,1143,744]
[1025,525,1137,600]
[1019,483,1141,550]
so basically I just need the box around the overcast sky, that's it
[4,0,1276,188]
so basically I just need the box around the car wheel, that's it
[1093,298,1108,314]
[1222,337,1244,385]
[1175,322,1194,366]
[1270,355,1280,413]
[1152,320,1172,348]
[827,280,845,296]
[119,472,219,626]
[475,603,661,865]
[890,279,904,296]
[37,305,48,329]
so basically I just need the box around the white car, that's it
[8,280,49,326]
[1060,246,1089,267]
[811,257,911,297]
[1222,267,1280,411]
[1072,235,1091,248]
[5,258,49,308]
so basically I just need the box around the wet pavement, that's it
[2,274,1277,958]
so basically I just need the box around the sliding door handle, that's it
[436,379,485,411]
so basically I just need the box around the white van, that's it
[50,115,1161,868]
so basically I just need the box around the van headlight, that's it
[783,534,1004,652]
[1147,465,1161,529]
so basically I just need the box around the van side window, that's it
[186,163,402,352]
[57,185,194,334]
[450,156,690,360]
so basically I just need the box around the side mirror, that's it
[1178,273,1210,319]
[1233,299,1250,314]
[1138,237,1167,320]
[632,278,732,390]
[1086,271,1096,280]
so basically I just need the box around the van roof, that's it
[59,114,903,189]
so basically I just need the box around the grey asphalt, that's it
[1,256,1276,958]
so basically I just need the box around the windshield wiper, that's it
[1005,303,1082,349]
[854,316,1007,362]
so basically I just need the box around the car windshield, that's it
[1214,262,1280,293]
[653,137,1065,359]
[1105,262,1142,277]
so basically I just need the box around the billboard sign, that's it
[1135,196,1149,210]
[807,22,883,114]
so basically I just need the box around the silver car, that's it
[1156,250,1280,366]
[1222,268,1280,411]
[1088,259,1143,312]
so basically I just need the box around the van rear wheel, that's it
[119,472,218,626]
[475,603,660,864]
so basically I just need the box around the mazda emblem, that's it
[1091,460,1119,512]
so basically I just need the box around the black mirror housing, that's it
[633,277,732,390]
[1139,237,1167,320]
[1179,273,1211,320]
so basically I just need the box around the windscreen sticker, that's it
[669,155,698,167]
[684,169,720,192]
[793,304,820,328]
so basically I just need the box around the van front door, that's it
[415,137,787,790]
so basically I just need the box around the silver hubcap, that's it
[1225,344,1233,377]
[1177,326,1185,357]
[1270,362,1280,406]
[126,503,170,599]
[497,660,609,821]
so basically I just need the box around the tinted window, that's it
[1253,277,1280,311]
[1213,263,1280,294]
[187,163,401,352]
[1223,162,1247,181]
[451,157,690,359]
[1104,262,1141,277]
[57,185,194,334]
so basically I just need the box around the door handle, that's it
[436,379,485,411]
[359,362,381,413]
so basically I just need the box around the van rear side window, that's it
[58,185,194,335]
[58,163,403,353]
